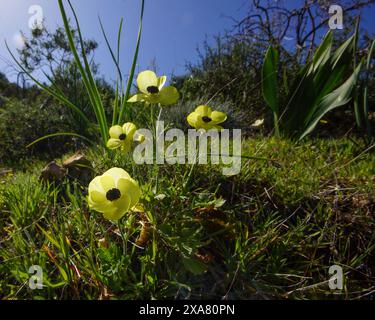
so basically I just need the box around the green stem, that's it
[154,105,164,194]
[183,136,199,191]
[274,112,280,138]
[117,219,127,256]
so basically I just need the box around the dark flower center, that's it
[147,86,159,94]
[119,134,127,141]
[202,116,212,123]
[106,188,121,201]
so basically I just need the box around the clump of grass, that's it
[0,137,373,300]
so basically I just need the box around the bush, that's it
[0,68,114,166]
[0,97,87,165]
[173,36,291,128]
[175,30,375,139]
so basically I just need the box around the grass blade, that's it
[58,0,108,144]
[26,132,95,148]
[300,63,362,140]
[118,0,145,124]
[5,41,91,125]
[262,46,279,136]
[99,16,123,84]
[66,0,109,141]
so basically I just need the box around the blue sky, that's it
[0,0,246,83]
[0,0,374,85]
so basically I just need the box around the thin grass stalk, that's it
[5,42,90,124]
[118,0,145,124]
[99,17,124,125]
[67,0,109,141]
[58,0,108,144]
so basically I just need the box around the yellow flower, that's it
[128,70,179,106]
[88,168,141,221]
[187,105,227,130]
[107,123,138,153]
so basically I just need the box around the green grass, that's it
[0,137,374,300]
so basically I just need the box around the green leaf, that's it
[26,132,94,149]
[36,224,61,249]
[5,42,90,125]
[182,256,207,275]
[118,0,145,124]
[58,0,109,144]
[262,46,279,114]
[299,63,362,140]
[99,16,123,84]
[331,32,356,69]
[363,40,375,134]
[309,30,332,74]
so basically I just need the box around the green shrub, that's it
[0,97,86,165]
[173,36,273,125]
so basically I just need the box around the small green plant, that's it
[262,29,362,140]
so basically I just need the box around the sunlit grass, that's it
[1,137,373,299]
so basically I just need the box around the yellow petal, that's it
[158,86,180,106]
[103,167,131,182]
[109,125,123,139]
[137,70,158,94]
[195,105,212,117]
[88,196,111,212]
[117,178,141,208]
[107,138,122,150]
[122,122,137,138]
[187,112,200,128]
[88,176,105,194]
[158,76,167,89]
[100,175,116,192]
[90,190,106,203]
[210,111,227,124]
[128,93,146,103]
[103,196,131,221]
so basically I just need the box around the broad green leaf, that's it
[281,66,316,135]
[262,46,279,114]
[299,63,362,140]
[309,31,332,74]
[331,32,356,69]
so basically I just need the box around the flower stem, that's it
[154,105,163,194]
[117,219,127,256]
